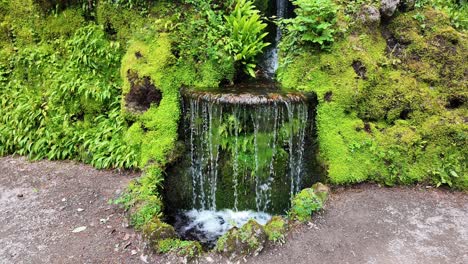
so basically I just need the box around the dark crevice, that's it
[352,60,367,80]
[125,70,163,112]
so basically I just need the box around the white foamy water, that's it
[173,209,271,247]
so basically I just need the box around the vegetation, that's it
[0,0,466,257]
[289,188,323,222]
[282,0,338,51]
[279,1,467,189]
[264,216,287,243]
[156,238,202,257]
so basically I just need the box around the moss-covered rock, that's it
[215,219,267,258]
[155,238,202,258]
[264,216,287,244]
[311,182,330,203]
[278,4,467,189]
[289,188,323,222]
[142,217,177,243]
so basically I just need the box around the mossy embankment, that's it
[279,4,467,189]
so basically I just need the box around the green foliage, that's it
[222,0,269,77]
[0,3,137,169]
[289,188,323,222]
[428,151,464,188]
[156,239,202,257]
[416,0,468,30]
[112,166,165,228]
[278,6,467,189]
[282,0,338,51]
[264,216,287,243]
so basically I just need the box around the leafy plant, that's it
[222,0,269,77]
[289,188,323,222]
[416,0,468,30]
[429,152,464,188]
[282,0,338,51]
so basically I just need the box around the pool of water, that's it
[172,209,271,248]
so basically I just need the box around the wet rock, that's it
[380,0,400,18]
[215,219,267,258]
[142,217,177,246]
[357,5,381,25]
[182,87,307,106]
[125,70,162,113]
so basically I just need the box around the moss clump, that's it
[289,188,323,222]
[142,217,177,243]
[264,216,287,243]
[215,219,267,258]
[156,238,202,258]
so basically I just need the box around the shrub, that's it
[289,188,323,222]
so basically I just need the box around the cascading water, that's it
[163,1,317,247]
[260,0,290,77]
[164,88,318,247]
[185,90,310,212]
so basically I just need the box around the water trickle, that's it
[181,90,313,213]
[260,0,291,77]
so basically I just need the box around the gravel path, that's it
[1,156,467,264]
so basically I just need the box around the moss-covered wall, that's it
[278,7,467,189]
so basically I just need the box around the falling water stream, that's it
[165,88,316,247]
[261,0,290,77]
[164,1,316,246]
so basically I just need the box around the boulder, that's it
[142,217,177,246]
[380,0,400,18]
[358,5,381,25]
[215,219,267,258]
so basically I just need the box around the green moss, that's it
[215,219,267,257]
[278,6,467,189]
[156,238,202,258]
[264,216,287,243]
[142,217,177,242]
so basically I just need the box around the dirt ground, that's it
[1,156,467,264]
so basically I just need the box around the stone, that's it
[380,0,400,18]
[358,5,381,25]
[311,182,330,203]
[215,220,267,259]
[142,217,177,246]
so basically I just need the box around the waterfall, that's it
[260,0,290,77]
[183,90,312,213]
